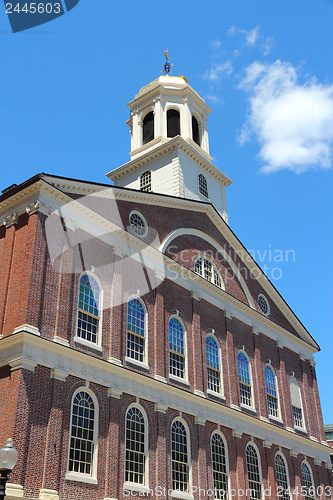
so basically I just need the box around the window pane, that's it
[171,421,188,492]
[275,454,290,500]
[292,406,303,427]
[246,444,261,500]
[198,174,208,198]
[211,434,228,499]
[301,463,315,500]
[125,407,146,485]
[69,392,95,476]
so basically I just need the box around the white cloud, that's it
[211,39,222,50]
[227,26,274,55]
[245,27,259,46]
[203,60,233,83]
[239,60,333,173]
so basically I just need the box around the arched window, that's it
[125,406,147,485]
[275,453,290,500]
[68,389,98,478]
[167,109,180,137]
[211,432,228,499]
[76,273,101,345]
[194,255,223,289]
[246,443,262,500]
[265,365,279,418]
[127,298,146,363]
[289,377,304,428]
[192,115,200,145]
[171,420,189,493]
[237,351,253,407]
[169,317,186,379]
[206,335,221,394]
[301,462,315,500]
[198,173,209,199]
[142,111,154,145]
[140,171,152,192]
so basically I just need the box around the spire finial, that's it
[161,49,174,75]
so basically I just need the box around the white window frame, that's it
[140,171,152,192]
[198,173,209,199]
[245,441,263,500]
[210,431,229,499]
[264,364,281,421]
[66,387,99,484]
[289,376,306,431]
[125,296,149,370]
[274,452,291,500]
[301,461,315,500]
[170,418,193,500]
[194,255,225,290]
[168,315,188,384]
[206,334,223,397]
[74,271,103,351]
[237,350,255,411]
[129,210,148,239]
[123,403,150,493]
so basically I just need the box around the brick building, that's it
[0,75,332,500]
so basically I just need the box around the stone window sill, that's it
[125,356,149,371]
[65,472,98,484]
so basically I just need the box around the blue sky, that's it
[1,0,332,423]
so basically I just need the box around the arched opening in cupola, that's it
[167,109,180,138]
[192,115,200,145]
[142,111,154,145]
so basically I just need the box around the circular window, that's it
[258,294,270,315]
[129,210,148,238]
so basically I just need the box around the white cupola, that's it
[106,75,232,223]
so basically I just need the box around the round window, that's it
[258,294,270,316]
[129,210,148,238]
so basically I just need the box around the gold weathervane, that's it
[161,49,174,75]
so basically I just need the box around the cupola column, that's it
[131,112,140,151]
[181,99,192,140]
[153,98,162,139]
[201,116,210,154]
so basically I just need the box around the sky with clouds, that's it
[0,0,332,422]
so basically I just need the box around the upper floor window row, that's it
[74,278,307,430]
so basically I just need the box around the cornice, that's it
[0,330,329,464]
[127,83,212,115]
[106,136,232,188]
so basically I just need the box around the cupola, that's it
[106,75,232,223]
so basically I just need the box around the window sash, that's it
[267,395,279,418]
[292,406,303,427]
[127,332,145,362]
[125,408,146,485]
[207,367,220,393]
[68,392,95,476]
[211,435,228,499]
[170,352,185,379]
[77,310,98,344]
[240,382,252,407]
